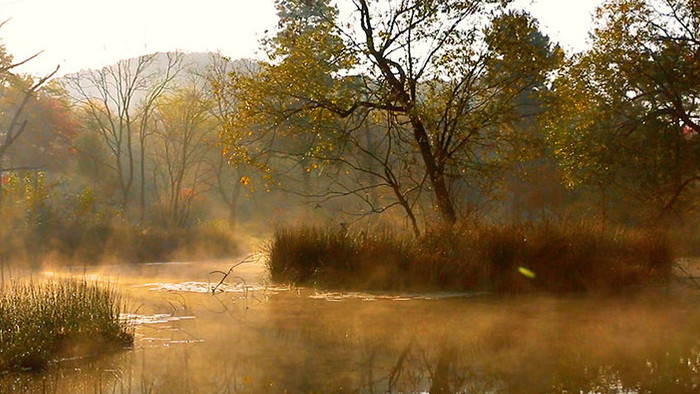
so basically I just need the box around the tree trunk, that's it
[0,152,5,214]
[228,203,236,232]
[409,116,457,226]
[359,1,458,226]
[139,136,147,223]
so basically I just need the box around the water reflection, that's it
[2,260,700,393]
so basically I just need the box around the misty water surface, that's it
[2,258,700,393]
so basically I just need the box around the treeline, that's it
[0,53,263,264]
[1,0,699,265]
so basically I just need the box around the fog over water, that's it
[3,258,700,393]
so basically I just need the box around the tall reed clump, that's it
[0,277,133,372]
[267,221,674,293]
[268,225,418,290]
[421,221,673,293]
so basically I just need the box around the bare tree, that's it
[65,52,182,218]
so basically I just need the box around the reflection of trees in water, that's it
[355,340,700,393]
[223,291,700,393]
[359,340,501,393]
[4,339,700,393]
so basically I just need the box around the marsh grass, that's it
[0,277,133,372]
[267,221,673,293]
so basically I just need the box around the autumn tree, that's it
[549,0,700,222]
[6,82,79,172]
[0,23,59,211]
[221,0,561,231]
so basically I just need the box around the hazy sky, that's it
[0,0,603,77]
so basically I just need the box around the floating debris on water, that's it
[131,281,486,302]
[309,291,486,302]
[120,313,195,325]
[140,337,204,345]
[131,281,288,294]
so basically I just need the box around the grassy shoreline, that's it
[267,221,673,293]
[0,277,133,372]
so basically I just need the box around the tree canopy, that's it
[549,0,700,222]
[220,0,562,232]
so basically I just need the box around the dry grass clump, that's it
[427,221,672,293]
[268,225,418,290]
[267,221,673,293]
[0,277,133,372]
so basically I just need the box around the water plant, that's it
[0,277,133,372]
[267,221,673,293]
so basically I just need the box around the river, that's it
[2,256,700,393]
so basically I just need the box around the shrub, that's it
[0,173,239,265]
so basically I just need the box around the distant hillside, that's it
[58,52,257,103]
